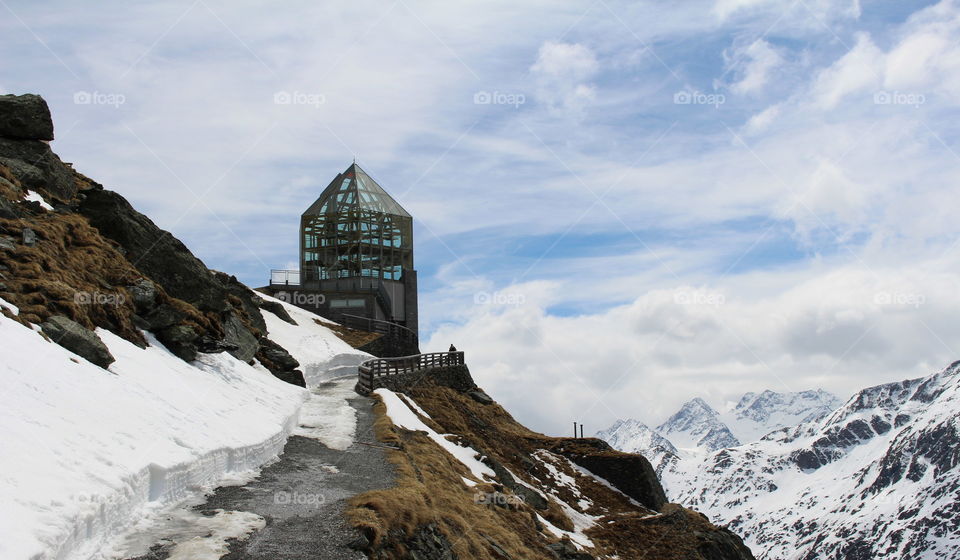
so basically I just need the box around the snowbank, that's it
[258,293,371,387]
[0,309,307,560]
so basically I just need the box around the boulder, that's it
[223,311,259,362]
[259,298,297,325]
[156,324,199,362]
[0,94,54,141]
[21,227,36,246]
[40,315,115,369]
[468,389,494,405]
[127,278,158,313]
[552,438,668,512]
[0,138,77,201]
[255,337,306,387]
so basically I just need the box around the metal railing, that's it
[270,269,301,286]
[357,351,464,394]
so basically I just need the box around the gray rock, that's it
[0,138,77,201]
[0,196,20,219]
[0,236,15,251]
[254,337,306,387]
[0,94,54,141]
[258,337,300,371]
[481,453,549,510]
[223,311,259,363]
[259,299,297,325]
[545,540,594,560]
[127,279,158,313]
[143,303,186,330]
[156,324,199,362]
[21,227,36,246]
[468,389,494,405]
[40,315,115,369]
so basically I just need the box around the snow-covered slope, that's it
[656,397,741,452]
[666,362,960,559]
[0,295,368,560]
[258,293,370,386]
[723,389,842,443]
[594,419,679,475]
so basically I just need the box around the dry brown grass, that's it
[0,175,217,345]
[348,382,740,559]
[316,318,383,349]
[348,395,557,560]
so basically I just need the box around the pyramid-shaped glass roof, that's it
[303,163,410,218]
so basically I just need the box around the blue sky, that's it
[4,0,960,435]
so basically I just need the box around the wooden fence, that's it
[357,351,464,394]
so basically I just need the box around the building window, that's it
[329,298,365,309]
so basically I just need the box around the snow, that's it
[0,295,20,315]
[374,388,495,483]
[0,296,367,560]
[24,190,54,210]
[294,377,358,450]
[258,293,371,386]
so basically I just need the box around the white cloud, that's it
[810,32,882,109]
[727,39,784,95]
[530,41,599,117]
[427,256,960,435]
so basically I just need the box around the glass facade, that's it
[300,164,413,282]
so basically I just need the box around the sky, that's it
[4,0,960,436]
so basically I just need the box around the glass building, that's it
[288,163,418,341]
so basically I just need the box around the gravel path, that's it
[124,378,395,560]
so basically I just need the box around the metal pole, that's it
[573,421,577,438]
[580,424,583,439]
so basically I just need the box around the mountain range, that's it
[598,367,960,559]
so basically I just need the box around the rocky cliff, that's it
[0,93,304,385]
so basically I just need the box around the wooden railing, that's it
[357,351,464,394]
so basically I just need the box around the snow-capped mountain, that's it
[665,362,960,559]
[594,419,679,475]
[725,389,843,443]
[656,397,742,452]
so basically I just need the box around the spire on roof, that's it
[302,162,411,218]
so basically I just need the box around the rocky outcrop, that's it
[256,337,306,387]
[0,94,307,387]
[548,437,668,512]
[363,523,458,560]
[0,94,54,141]
[40,315,115,369]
